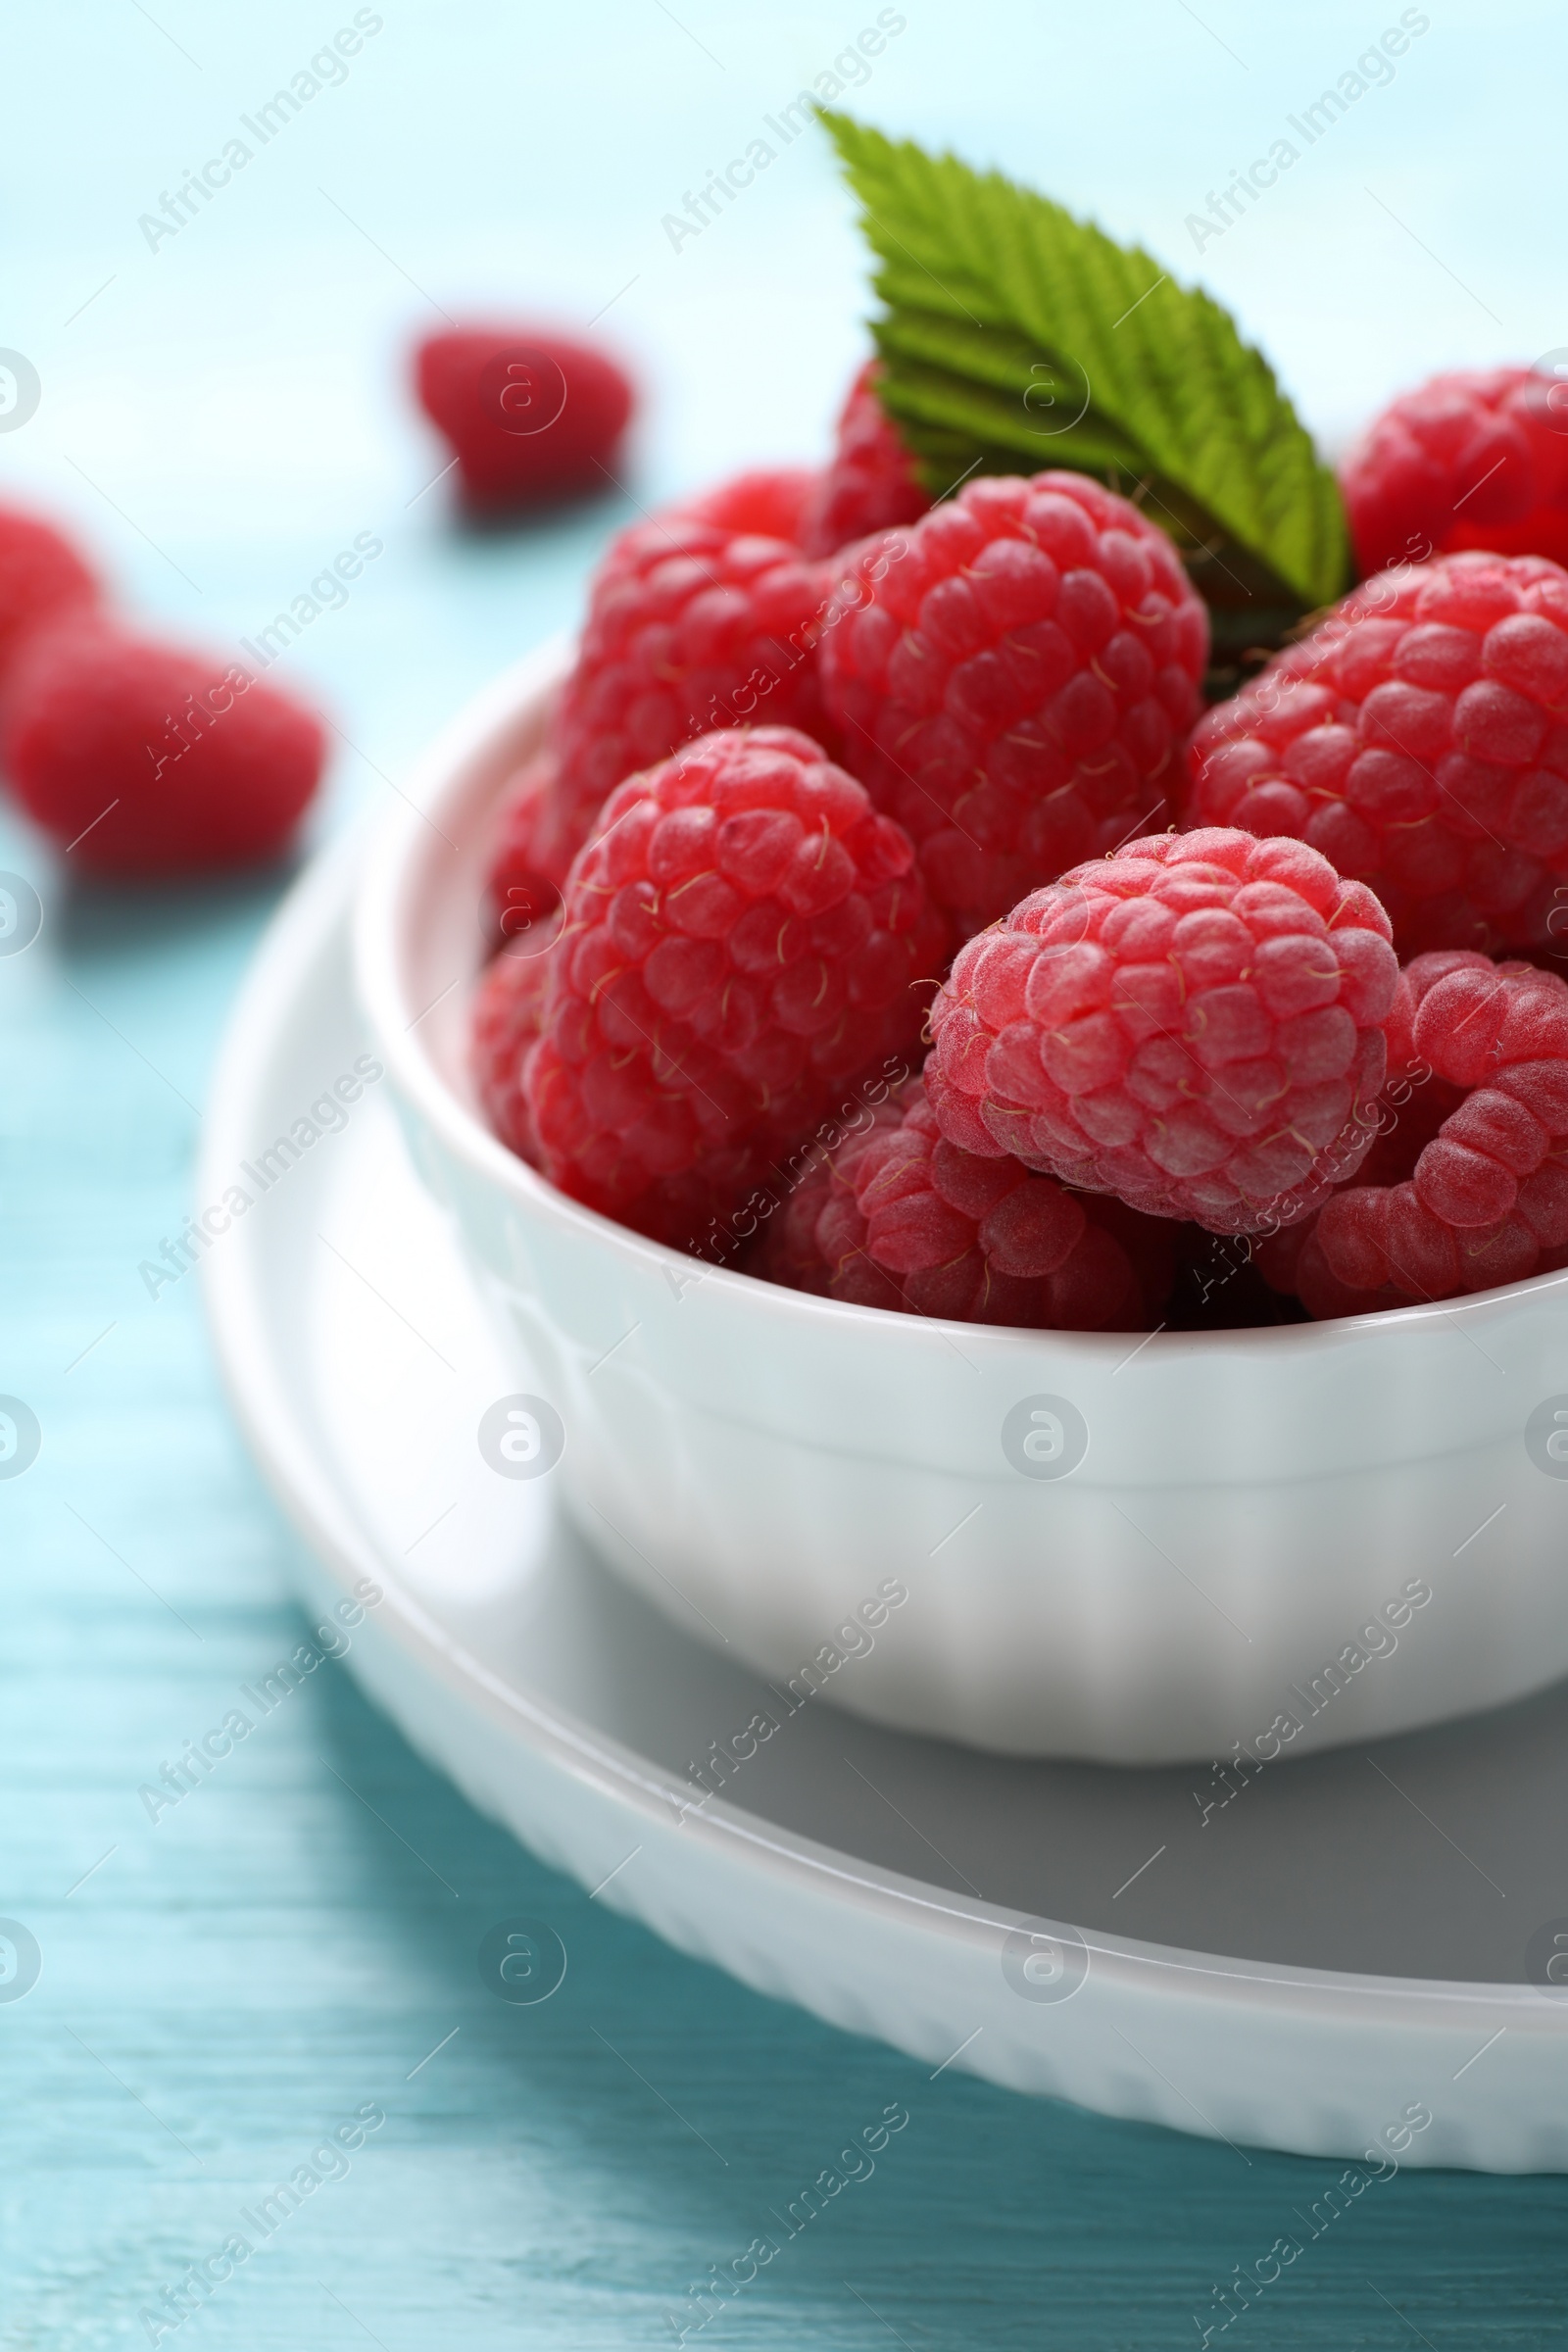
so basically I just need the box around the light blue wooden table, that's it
[6,4,1568,2341]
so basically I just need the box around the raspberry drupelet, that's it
[1185,550,1568,957]
[1307,951,1568,1305]
[756,1077,1172,1330]
[1342,368,1568,579]
[924,827,1398,1236]
[798,363,931,559]
[817,470,1209,937]
[489,472,834,902]
[523,727,948,1248]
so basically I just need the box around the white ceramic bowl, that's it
[354,639,1568,1764]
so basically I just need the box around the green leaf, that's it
[819,110,1351,661]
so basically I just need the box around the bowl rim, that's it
[353,635,1568,1360]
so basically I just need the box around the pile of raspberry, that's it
[473,356,1568,1330]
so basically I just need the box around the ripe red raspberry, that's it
[680,467,816,544]
[757,1075,1172,1329]
[1186,550,1568,957]
[485,476,820,921]
[818,471,1209,937]
[1309,951,1568,1304]
[525,727,947,1246]
[471,912,564,1167]
[514,475,835,894]
[2,621,323,876]
[485,749,564,943]
[413,327,634,516]
[1342,368,1568,579]
[924,827,1397,1235]
[798,363,931,559]
[1256,1216,1395,1321]
[1254,1061,1463,1318]
[0,505,99,691]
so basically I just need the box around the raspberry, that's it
[1185,550,1568,957]
[471,912,564,1167]
[0,505,99,691]
[757,1076,1171,1330]
[924,826,1397,1235]
[1310,951,1568,1303]
[524,727,947,1246]
[818,471,1209,936]
[485,749,564,942]
[798,363,931,558]
[1254,1059,1463,1318]
[1342,368,1568,578]
[413,327,634,515]
[2,621,323,876]
[1258,1218,1399,1321]
[680,467,817,544]
[514,476,835,892]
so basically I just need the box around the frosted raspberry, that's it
[471,911,564,1167]
[798,363,931,559]
[1185,550,1568,957]
[818,471,1209,937]
[756,1077,1171,1330]
[512,473,834,893]
[924,827,1397,1235]
[524,727,947,1247]
[1310,951,1568,1303]
[1342,368,1568,578]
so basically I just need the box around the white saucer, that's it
[200,838,1568,2173]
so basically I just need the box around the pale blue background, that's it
[4,3,1568,2344]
